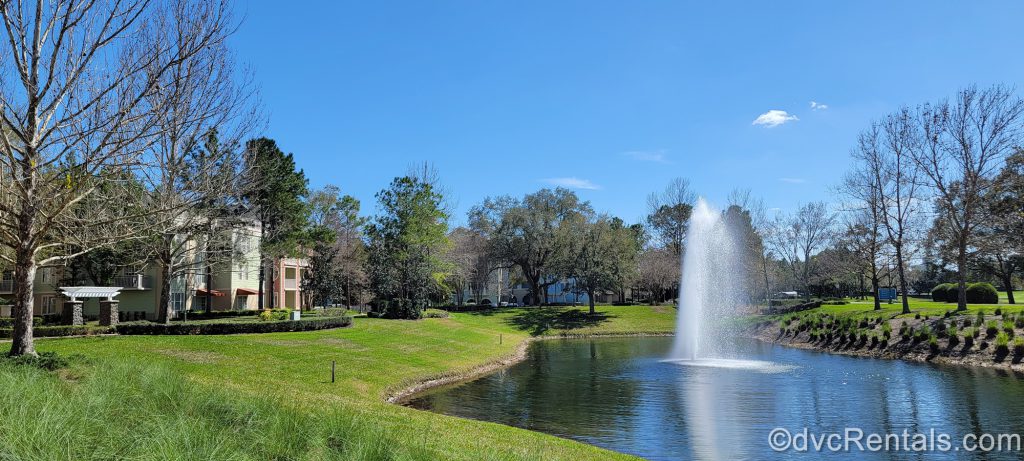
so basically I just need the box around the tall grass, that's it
[0,360,412,461]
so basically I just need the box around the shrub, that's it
[379,299,423,320]
[966,283,999,304]
[0,317,42,328]
[995,331,1011,354]
[173,310,259,321]
[116,317,352,335]
[423,310,450,319]
[0,325,111,339]
[1015,337,1024,356]
[882,322,892,339]
[963,330,975,349]
[258,309,290,322]
[928,335,939,352]
[977,310,986,327]
[1004,320,1016,337]
[932,283,957,302]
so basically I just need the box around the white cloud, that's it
[622,150,669,163]
[779,177,806,184]
[543,177,602,190]
[752,110,799,127]
[810,101,829,111]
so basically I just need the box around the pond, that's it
[405,336,1024,460]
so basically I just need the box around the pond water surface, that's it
[406,336,1024,460]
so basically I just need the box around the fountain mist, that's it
[671,198,745,360]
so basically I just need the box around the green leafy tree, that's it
[646,178,696,256]
[243,138,310,310]
[559,216,640,314]
[302,185,366,309]
[469,188,592,305]
[366,176,449,318]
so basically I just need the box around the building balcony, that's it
[113,275,153,290]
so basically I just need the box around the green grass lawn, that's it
[772,296,1024,323]
[1,305,676,461]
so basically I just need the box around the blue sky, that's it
[231,1,1024,225]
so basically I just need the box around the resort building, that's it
[0,223,307,319]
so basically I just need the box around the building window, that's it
[40,267,54,285]
[171,292,184,312]
[238,261,249,280]
[41,295,56,315]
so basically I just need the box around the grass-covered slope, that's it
[1,305,675,461]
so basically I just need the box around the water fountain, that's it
[666,198,793,372]
[670,198,740,361]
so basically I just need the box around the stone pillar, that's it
[99,300,119,326]
[62,301,84,326]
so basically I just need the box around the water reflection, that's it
[406,337,1024,460]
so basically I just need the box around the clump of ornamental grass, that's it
[948,329,961,348]
[1015,337,1024,357]
[944,310,953,319]
[977,310,986,328]
[963,328,975,349]
[915,313,922,320]
[962,317,973,328]
[995,307,1003,316]
[881,322,893,339]
[928,334,940,353]
[986,320,1000,338]
[995,331,1011,355]
[1004,320,1016,337]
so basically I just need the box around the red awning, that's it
[195,288,225,297]
[236,288,260,296]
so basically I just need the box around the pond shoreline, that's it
[386,331,675,404]
[747,318,1024,375]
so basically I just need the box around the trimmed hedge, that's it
[0,325,113,339]
[173,310,259,321]
[116,316,352,335]
[966,282,999,304]
[931,283,958,303]
[0,317,43,328]
[932,282,1000,304]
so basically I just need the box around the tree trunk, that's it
[894,245,911,315]
[265,259,276,309]
[9,256,37,357]
[588,288,596,315]
[956,240,969,311]
[1004,273,1016,304]
[157,252,173,324]
[870,266,881,311]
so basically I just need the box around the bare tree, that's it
[851,111,924,313]
[727,188,773,305]
[770,202,835,301]
[0,0,238,356]
[914,85,1024,310]
[138,13,260,322]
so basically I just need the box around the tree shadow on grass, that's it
[505,307,616,336]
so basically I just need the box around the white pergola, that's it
[60,287,123,302]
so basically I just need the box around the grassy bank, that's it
[751,297,1024,371]
[2,305,675,461]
